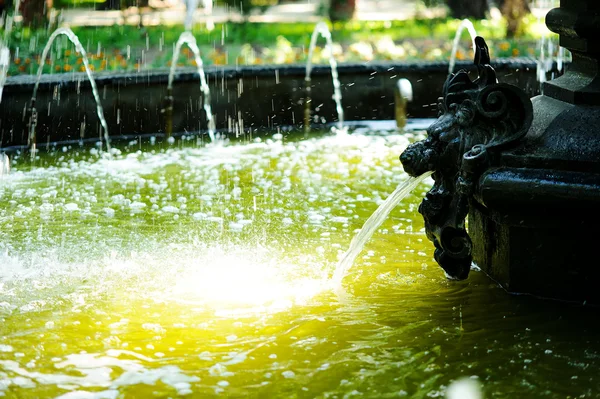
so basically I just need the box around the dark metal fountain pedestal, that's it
[401,0,600,302]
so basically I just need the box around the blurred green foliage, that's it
[1,18,551,76]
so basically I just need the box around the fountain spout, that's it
[400,37,532,280]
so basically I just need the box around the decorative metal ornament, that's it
[400,36,533,279]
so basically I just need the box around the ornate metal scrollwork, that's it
[400,37,533,279]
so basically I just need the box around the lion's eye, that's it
[456,107,474,125]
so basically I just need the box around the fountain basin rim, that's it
[477,166,600,216]
[0,58,552,149]
[0,119,436,154]
[3,58,547,91]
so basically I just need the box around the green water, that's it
[0,131,599,398]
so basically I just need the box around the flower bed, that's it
[3,18,557,76]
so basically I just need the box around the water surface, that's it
[0,130,599,398]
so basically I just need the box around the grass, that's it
[2,18,556,76]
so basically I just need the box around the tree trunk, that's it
[446,0,489,19]
[500,0,531,38]
[20,0,49,27]
[329,0,356,22]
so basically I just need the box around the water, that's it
[184,0,200,30]
[30,28,111,155]
[395,78,413,128]
[168,32,216,142]
[448,19,477,75]
[0,153,8,177]
[397,78,413,102]
[203,0,215,31]
[0,43,9,104]
[535,0,570,89]
[184,0,214,32]
[332,171,432,286]
[1,129,600,398]
[305,22,345,133]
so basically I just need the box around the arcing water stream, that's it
[30,28,112,155]
[168,32,216,142]
[0,43,9,104]
[332,170,433,286]
[448,19,477,76]
[305,22,345,133]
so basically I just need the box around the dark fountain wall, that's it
[0,60,543,149]
[397,0,600,303]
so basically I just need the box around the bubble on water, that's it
[0,345,13,352]
[142,323,165,334]
[39,203,54,213]
[229,222,244,232]
[446,378,482,399]
[192,212,207,220]
[54,390,120,399]
[130,202,146,210]
[282,370,295,379]
[308,213,325,224]
[64,203,79,212]
[209,363,233,377]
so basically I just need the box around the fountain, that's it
[28,28,111,157]
[165,32,216,142]
[2,6,600,398]
[401,0,600,302]
[304,21,345,133]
